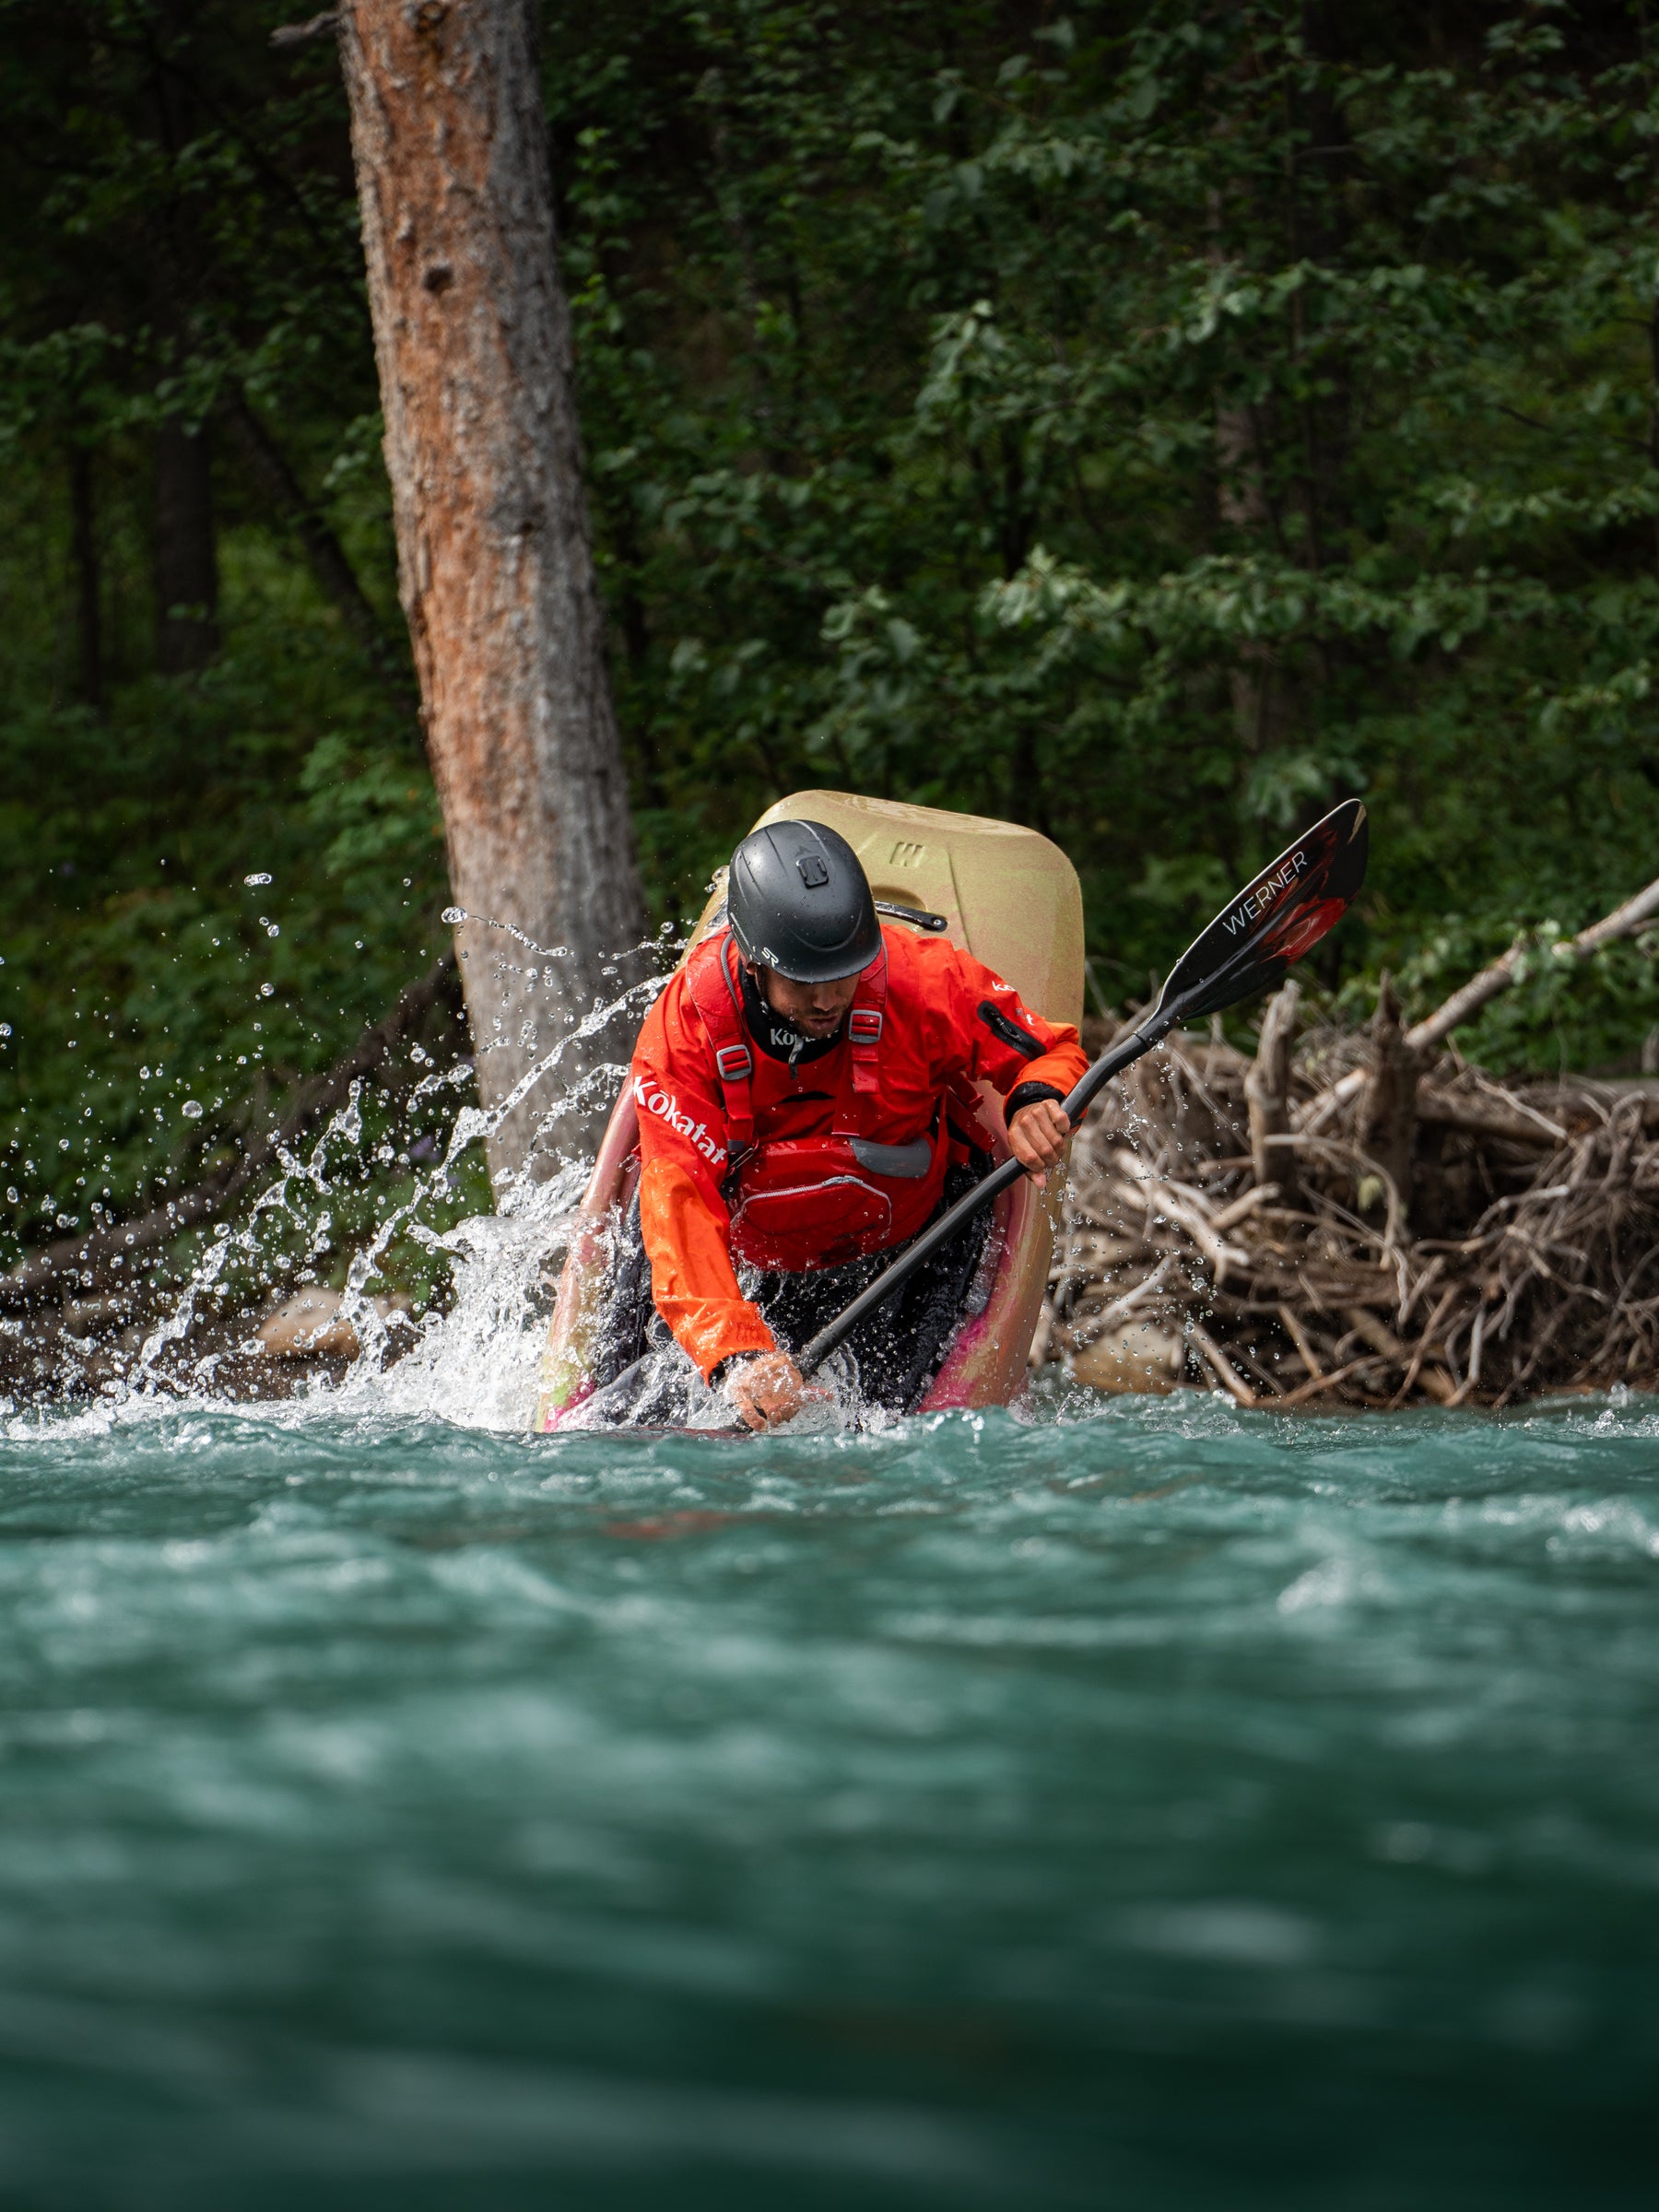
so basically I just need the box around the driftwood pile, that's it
[1041,966,1659,1408]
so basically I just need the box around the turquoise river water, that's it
[0,1385,1654,2209]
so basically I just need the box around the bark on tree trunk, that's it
[336,0,646,1197]
[154,419,219,674]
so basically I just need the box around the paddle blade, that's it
[1156,798,1368,1024]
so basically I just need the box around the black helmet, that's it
[726,818,881,982]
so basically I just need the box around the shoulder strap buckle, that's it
[684,930,756,1151]
[834,949,888,1135]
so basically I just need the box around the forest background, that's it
[4,0,1659,1279]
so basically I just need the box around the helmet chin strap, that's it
[741,957,781,1012]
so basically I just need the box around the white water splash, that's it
[28,938,684,1434]
[333,1164,589,1431]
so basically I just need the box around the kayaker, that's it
[628,819,1088,1430]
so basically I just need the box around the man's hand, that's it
[723,1348,818,1431]
[1007,1097,1073,1189]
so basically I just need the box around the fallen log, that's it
[1415,1083,1568,1148]
[1527,1076,1659,1134]
[1414,871,1659,1050]
[1304,869,1659,1129]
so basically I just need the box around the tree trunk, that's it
[225,386,416,713]
[153,419,219,673]
[1216,397,1277,751]
[336,0,646,1196]
[1208,179,1279,755]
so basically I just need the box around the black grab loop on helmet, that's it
[727,819,882,983]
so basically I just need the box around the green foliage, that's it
[551,0,1659,1058]
[0,2,441,1259]
[6,0,1659,1272]
[0,549,448,1253]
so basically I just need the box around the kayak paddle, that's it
[796,797,1369,1379]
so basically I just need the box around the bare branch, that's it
[1305,870,1659,1128]
[271,11,339,48]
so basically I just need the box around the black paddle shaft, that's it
[795,798,1369,1380]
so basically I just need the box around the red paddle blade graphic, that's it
[1264,893,1348,967]
[1158,800,1369,1024]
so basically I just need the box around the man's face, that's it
[755,964,860,1039]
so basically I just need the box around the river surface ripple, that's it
[0,1386,1654,2209]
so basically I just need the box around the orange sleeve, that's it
[637,1158,775,1381]
[917,939,1088,1104]
[630,974,776,1381]
[1007,1036,1088,1102]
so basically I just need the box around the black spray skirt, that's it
[578,1152,993,1429]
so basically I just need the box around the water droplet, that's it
[244,872,272,886]
[182,1100,204,1121]
[442,906,465,925]
[260,982,275,997]
[4,1189,15,1205]
[266,924,280,938]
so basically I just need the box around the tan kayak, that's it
[535,791,1084,1430]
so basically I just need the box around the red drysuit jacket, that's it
[629,924,1087,1379]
